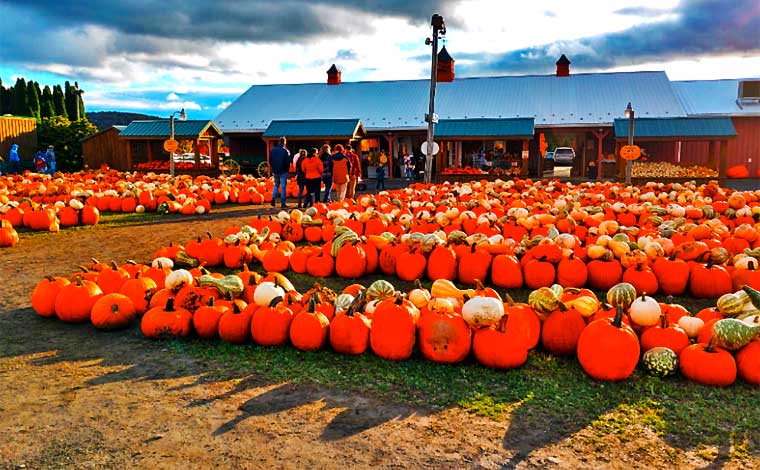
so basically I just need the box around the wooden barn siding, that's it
[0,117,38,161]
[634,118,760,172]
[82,128,129,171]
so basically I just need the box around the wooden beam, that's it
[592,128,611,175]
[521,140,529,177]
[719,140,728,179]
[616,142,625,180]
[707,140,716,169]
[126,141,132,170]
[147,141,153,162]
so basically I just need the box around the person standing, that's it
[319,144,333,202]
[294,149,308,208]
[345,144,361,200]
[269,136,292,208]
[9,144,20,174]
[330,144,350,201]
[301,148,323,207]
[375,164,386,190]
[45,145,56,175]
[34,150,47,173]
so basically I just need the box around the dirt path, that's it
[0,206,750,469]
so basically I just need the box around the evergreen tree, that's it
[41,85,55,118]
[0,77,3,116]
[53,84,67,118]
[64,80,78,120]
[78,87,85,119]
[26,80,40,119]
[12,77,28,116]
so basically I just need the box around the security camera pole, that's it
[424,14,445,184]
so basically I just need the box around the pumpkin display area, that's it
[4,179,760,467]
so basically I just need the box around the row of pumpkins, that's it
[155,211,760,300]
[29,250,760,386]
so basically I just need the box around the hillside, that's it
[87,111,161,131]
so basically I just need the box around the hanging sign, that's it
[164,139,179,153]
[421,141,440,155]
[620,145,641,161]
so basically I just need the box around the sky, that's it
[0,0,758,120]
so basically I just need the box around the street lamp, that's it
[169,108,187,177]
[424,13,446,184]
[624,102,634,185]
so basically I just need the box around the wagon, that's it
[219,154,269,177]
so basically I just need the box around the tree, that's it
[53,85,67,118]
[64,81,79,120]
[26,80,40,119]
[41,85,55,118]
[37,115,98,171]
[12,77,28,116]
[0,77,3,116]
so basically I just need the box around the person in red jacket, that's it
[346,144,361,199]
[301,148,323,207]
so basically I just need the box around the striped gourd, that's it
[606,282,637,310]
[712,318,760,350]
[716,292,749,316]
[528,286,562,314]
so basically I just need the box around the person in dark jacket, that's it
[269,137,292,208]
[45,146,56,174]
[319,144,333,202]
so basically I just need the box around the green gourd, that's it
[711,318,760,350]
[741,285,760,310]
[642,347,679,377]
[174,251,200,268]
[197,274,245,298]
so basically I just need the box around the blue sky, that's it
[0,0,758,120]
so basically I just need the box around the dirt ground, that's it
[0,205,754,469]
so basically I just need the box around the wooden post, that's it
[616,142,625,180]
[592,129,610,178]
[521,140,529,177]
[147,140,153,162]
[719,140,728,179]
[707,140,717,170]
[125,141,132,170]
[194,140,201,169]
[210,138,219,169]
[382,134,396,179]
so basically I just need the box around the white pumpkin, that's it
[253,281,285,307]
[408,285,432,308]
[461,296,504,328]
[135,204,146,213]
[677,315,705,338]
[152,257,174,269]
[334,293,355,312]
[364,299,382,315]
[195,205,206,215]
[629,294,661,326]
[165,269,194,290]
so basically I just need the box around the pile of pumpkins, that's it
[29,245,760,386]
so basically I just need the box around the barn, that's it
[215,54,759,182]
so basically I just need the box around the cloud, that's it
[335,49,358,61]
[456,0,760,76]
[166,92,180,101]
[216,101,232,110]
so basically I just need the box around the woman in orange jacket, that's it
[301,148,323,207]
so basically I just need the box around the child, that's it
[34,150,47,173]
[375,164,386,190]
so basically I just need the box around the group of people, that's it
[1,144,56,175]
[268,137,364,209]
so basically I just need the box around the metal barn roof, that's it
[262,119,365,138]
[673,79,760,117]
[613,117,737,140]
[119,120,221,138]
[215,71,686,133]
[435,118,534,138]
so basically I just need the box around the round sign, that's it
[163,139,179,153]
[620,145,641,161]
[421,141,440,156]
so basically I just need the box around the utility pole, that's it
[424,14,445,184]
[624,102,635,185]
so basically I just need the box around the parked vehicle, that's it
[553,147,576,166]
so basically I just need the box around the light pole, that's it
[169,108,187,177]
[424,13,446,184]
[624,102,634,185]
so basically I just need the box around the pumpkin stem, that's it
[268,296,284,308]
[164,297,176,312]
[705,337,716,353]
[612,306,625,328]
[111,303,120,314]
[110,260,119,270]
[660,313,668,329]
[207,297,215,307]
[414,279,424,290]
[504,293,516,306]
[307,296,316,313]
[206,231,213,240]
[665,295,674,305]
